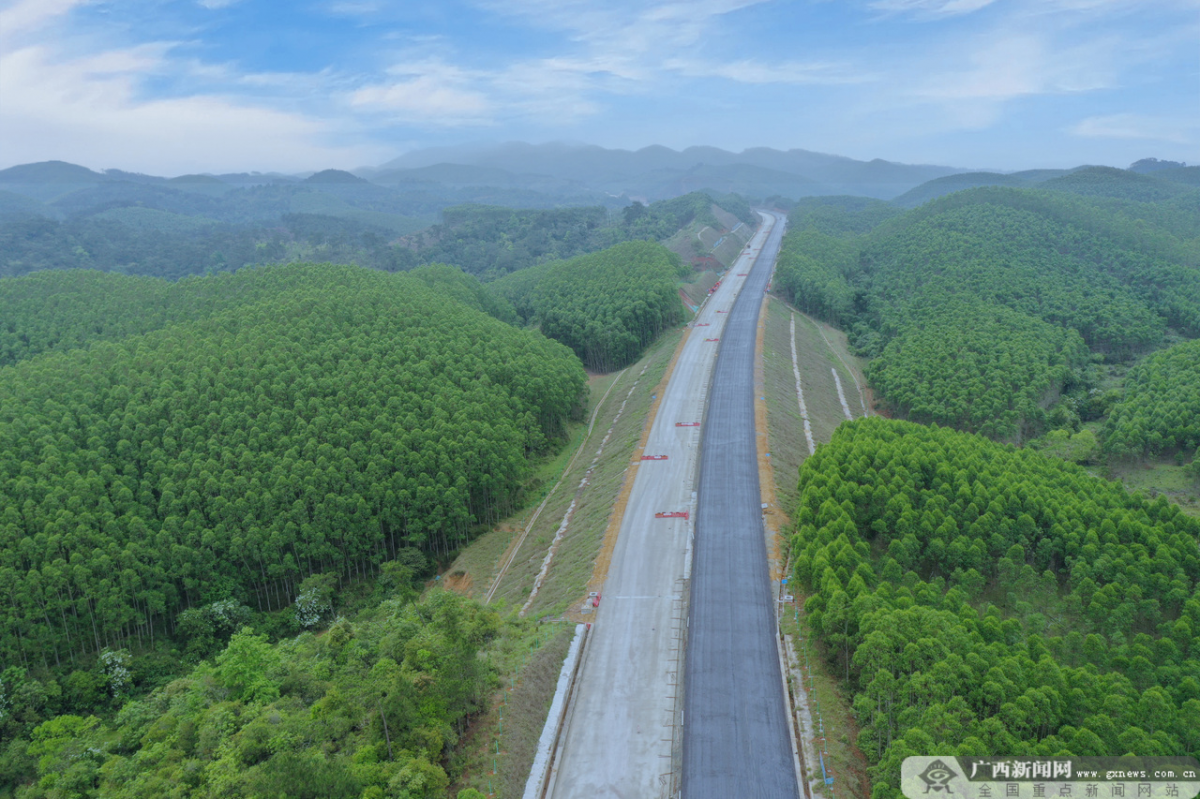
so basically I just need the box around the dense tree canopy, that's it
[489,241,689,371]
[410,192,753,281]
[1,188,751,293]
[776,186,1200,439]
[782,196,900,238]
[1103,338,1200,459]
[773,228,860,326]
[405,263,518,324]
[0,213,422,282]
[1,589,501,799]
[0,263,585,672]
[866,300,1087,442]
[791,418,1200,796]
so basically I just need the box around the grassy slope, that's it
[446,324,686,617]
[452,622,576,797]
[665,205,754,270]
[766,292,1200,799]
[762,294,873,799]
[442,325,687,798]
[1109,458,1200,517]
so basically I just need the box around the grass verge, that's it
[523,325,687,618]
[452,620,576,798]
[782,609,872,799]
[762,294,872,799]
[445,324,688,618]
[761,297,871,515]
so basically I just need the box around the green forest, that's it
[3,586,504,798]
[1102,338,1200,461]
[0,263,586,674]
[0,262,595,798]
[0,221,715,795]
[791,418,1200,797]
[408,192,754,281]
[1,181,751,286]
[488,241,688,371]
[774,181,1200,441]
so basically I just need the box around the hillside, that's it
[489,240,689,371]
[1102,338,1200,460]
[774,184,1200,441]
[891,171,1045,208]
[402,191,753,281]
[793,418,1200,790]
[2,590,500,798]
[1040,166,1194,203]
[896,165,1195,209]
[0,159,752,285]
[0,264,586,675]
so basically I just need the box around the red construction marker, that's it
[675,422,700,427]
[641,455,668,461]
[715,310,727,313]
[654,511,689,519]
[705,338,720,342]
[695,322,710,326]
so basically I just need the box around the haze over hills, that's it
[891,164,1198,208]
[2,149,1191,288]
[364,141,967,200]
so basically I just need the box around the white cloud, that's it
[327,1,381,16]
[0,0,87,36]
[667,58,872,85]
[917,33,1113,102]
[898,31,1118,129]
[869,0,998,17]
[1071,114,1195,144]
[350,73,492,123]
[477,0,770,54]
[0,44,388,173]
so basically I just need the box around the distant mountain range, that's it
[1,147,1192,234]
[359,141,967,201]
[891,164,1200,208]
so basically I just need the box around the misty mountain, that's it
[0,160,109,203]
[373,141,965,200]
[304,169,370,184]
[890,169,1084,208]
[890,165,1200,208]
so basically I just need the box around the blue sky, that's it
[1,0,1196,174]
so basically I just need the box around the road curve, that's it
[682,211,799,799]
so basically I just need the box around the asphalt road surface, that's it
[546,218,779,799]
[682,211,800,799]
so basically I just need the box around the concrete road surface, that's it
[546,217,779,799]
[682,211,800,799]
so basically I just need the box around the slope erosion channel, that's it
[542,212,793,798]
